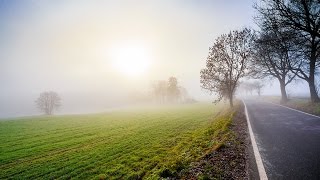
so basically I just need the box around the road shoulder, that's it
[180,102,250,179]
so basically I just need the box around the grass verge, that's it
[180,101,248,179]
[263,96,320,116]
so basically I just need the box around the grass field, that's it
[0,103,234,179]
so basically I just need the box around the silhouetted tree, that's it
[35,91,61,115]
[253,28,299,103]
[255,0,320,102]
[201,28,255,107]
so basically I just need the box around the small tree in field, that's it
[35,91,61,115]
[200,28,255,107]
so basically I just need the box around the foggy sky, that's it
[0,0,309,118]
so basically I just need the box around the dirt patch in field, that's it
[180,103,249,179]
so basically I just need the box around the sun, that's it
[109,42,152,76]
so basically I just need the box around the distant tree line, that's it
[124,76,195,104]
[151,76,194,104]
[238,81,264,96]
[34,77,194,115]
[201,0,320,106]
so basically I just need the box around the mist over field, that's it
[0,0,249,118]
[0,0,310,118]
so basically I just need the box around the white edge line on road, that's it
[242,100,268,180]
[267,101,320,119]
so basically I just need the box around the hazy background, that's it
[0,0,309,118]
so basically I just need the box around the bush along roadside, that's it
[158,102,249,179]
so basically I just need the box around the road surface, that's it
[244,99,320,180]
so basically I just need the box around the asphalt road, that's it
[244,99,320,180]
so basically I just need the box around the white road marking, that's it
[267,101,320,119]
[242,100,268,180]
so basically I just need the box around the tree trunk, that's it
[280,81,288,103]
[308,80,320,103]
[308,54,320,102]
[229,95,233,108]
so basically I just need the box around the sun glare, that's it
[109,42,151,77]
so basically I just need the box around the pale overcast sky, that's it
[1,0,307,118]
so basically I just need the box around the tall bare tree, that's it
[200,28,255,107]
[255,0,320,102]
[35,91,61,115]
[253,29,300,102]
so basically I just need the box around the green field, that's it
[0,103,234,179]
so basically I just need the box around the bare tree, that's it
[35,91,61,115]
[253,29,299,103]
[255,0,320,102]
[200,28,255,107]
